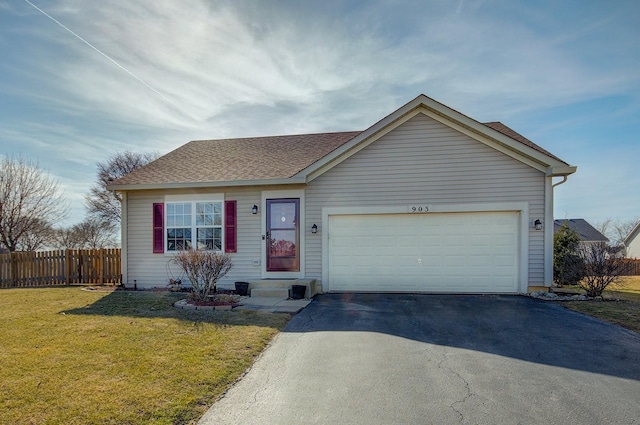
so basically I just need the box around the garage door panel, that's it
[328,211,519,293]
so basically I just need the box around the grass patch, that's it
[560,276,640,334]
[0,287,290,425]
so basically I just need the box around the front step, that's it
[250,287,290,298]
[244,279,318,299]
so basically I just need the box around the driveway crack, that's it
[437,355,473,423]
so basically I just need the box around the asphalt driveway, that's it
[199,294,640,425]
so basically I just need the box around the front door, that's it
[266,198,300,272]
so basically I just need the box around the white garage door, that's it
[328,212,519,293]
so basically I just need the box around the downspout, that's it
[552,176,568,188]
[120,191,128,288]
[544,175,570,287]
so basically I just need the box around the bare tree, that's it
[578,242,632,297]
[53,218,118,249]
[614,219,639,245]
[593,217,640,245]
[85,151,158,226]
[0,156,68,252]
[17,218,56,251]
[171,250,233,302]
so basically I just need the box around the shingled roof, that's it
[554,219,609,243]
[483,122,563,163]
[110,94,573,189]
[111,131,361,186]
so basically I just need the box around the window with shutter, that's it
[225,200,237,253]
[156,197,231,253]
[152,203,164,253]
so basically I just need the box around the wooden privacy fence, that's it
[623,259,640,276]
[0,249,121,288]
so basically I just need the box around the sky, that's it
[1,0,639,232]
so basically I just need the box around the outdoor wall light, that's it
[311,224,318,234]
[252,205,258,215]
[534,219,543,231]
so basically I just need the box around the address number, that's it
[409,205,430,213]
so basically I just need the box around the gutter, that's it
[107,177,307,192]
[546,165,577,178]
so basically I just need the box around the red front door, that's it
[266,199,300,272]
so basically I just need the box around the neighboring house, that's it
[624,222,640,259]
[108,94,576,294]
[553,219,609,246]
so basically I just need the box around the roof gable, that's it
[624,221,640,246]
[300,95,576,182]
[109,94,575,191]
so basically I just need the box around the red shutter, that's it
[152,203,164,253]
[225,200,237,253]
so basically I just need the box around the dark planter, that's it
[235,281,250,296]
[291,284,307,300]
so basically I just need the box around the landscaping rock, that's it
[528,291,589,301]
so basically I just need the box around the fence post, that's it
[10,252,16,288]
[65,249,70,285]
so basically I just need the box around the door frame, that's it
[261,189,305,279]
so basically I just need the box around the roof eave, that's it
[107,176,306,192]
[547,165,578,177]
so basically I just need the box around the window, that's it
[165,201,223,252]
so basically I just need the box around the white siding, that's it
[125,187,263,289]
[123,113,547,290]
[628,234,640,259]
[306,113,545,287]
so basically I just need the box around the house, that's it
[108,94,576,294]
[553,219,609,245]
[624,222,640,259]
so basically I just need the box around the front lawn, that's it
[0,287,290,425]
[560,276,640,334]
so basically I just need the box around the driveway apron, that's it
[199,294,640,425]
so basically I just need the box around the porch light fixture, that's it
[311,224,318,234]
[252,204,258,215]
[534,219,543,231]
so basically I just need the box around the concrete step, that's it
[250,287,290,298]
[248,279,301,289]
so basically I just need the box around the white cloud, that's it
[2,0,639,224]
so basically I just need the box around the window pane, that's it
[167,227,191,251]
[167,202,192,228]
[269,202,296,229]
[196,202,221,226]
[196,203,205,226]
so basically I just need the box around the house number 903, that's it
[409,205,430,213]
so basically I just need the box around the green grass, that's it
[0,287,290,425]
[561,276,640,334]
